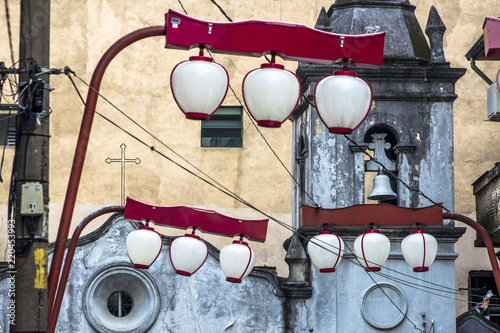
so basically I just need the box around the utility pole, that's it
[12,0,50,332]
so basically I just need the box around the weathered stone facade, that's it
[0,213,464,332]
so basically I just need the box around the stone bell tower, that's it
[290,0,466,227]
[283,1,467,331]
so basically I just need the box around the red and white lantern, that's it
[242,63,300,127]
[307,230,344,272]
[170,232,208,276]
[126,224,163,269]
[314,71,372,134]
[220,238,256,283]
[354,228,390,271]
[401,229,438,272]
[170,56,229,120]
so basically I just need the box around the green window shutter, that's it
[201,106,242,148]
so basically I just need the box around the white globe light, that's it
[220,240,256,283]
[170,233,208,276]
[307,231,344,272]
[171,56,229,120]
[401,229,438,272]
[242,63,300,127]
[126,225,163,269]
[314,71,372,134]
[354,229,390,271]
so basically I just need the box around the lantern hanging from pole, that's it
[307,229,344,272]
[314,69,372,134]
[170,53,229,120]
[242,61,300,128]
[170,228,209,276]
[354,226,390,271]
[219,235,256,283]
[126,222,163,269]
[401,226,438,272]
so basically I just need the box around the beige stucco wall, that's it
[1,0,500,316]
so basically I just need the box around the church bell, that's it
[367,170,397,201]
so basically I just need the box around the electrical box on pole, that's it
[21,182,44,215]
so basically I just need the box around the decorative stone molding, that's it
[360,283,407,329]
[83,263,160,333]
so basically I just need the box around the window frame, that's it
[201,106,243,148]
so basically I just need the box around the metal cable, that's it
[3,0,15,65]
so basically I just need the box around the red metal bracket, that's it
[125,197,269,242]
[165,10,385,68]
[300,204,444,228]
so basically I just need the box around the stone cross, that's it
[105,143,141,205]
[366,133,396,171]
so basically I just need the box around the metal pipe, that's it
[47,25,165,321]
[47,205,124,333]
[443,212,500,296]
[470,57,493,86]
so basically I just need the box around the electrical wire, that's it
[194,3,429,324]
[66,70,260,212]
[61,9,479,319]
[297,94,451,213]
[342,241,423,332]
[227,79,319,207]
[63,70,484,316]
[172,0,319,206]
[208,0,233,22]
[67,70,317,238]
[198,0,320,206]
[177,0,188,15]
[204,49,320,207]
[342,134,451,213]
[3,0,15,66]
[61,2,482,317]
[297,85,497,306]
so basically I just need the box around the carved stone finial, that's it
[284,234,307,283]
[315,7,330,30]
[425,6,446,62]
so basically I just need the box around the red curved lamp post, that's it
[46,26,167,325]
[443,213,500,297]
[48,206,125,333]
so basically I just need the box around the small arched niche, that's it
[363,125,399,205]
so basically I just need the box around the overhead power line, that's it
[64,67,473,327]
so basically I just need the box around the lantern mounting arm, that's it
[165,9,385,68]
[301,204,500,302]
[124,197,269,242]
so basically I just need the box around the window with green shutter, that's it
[201,106,242,148]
